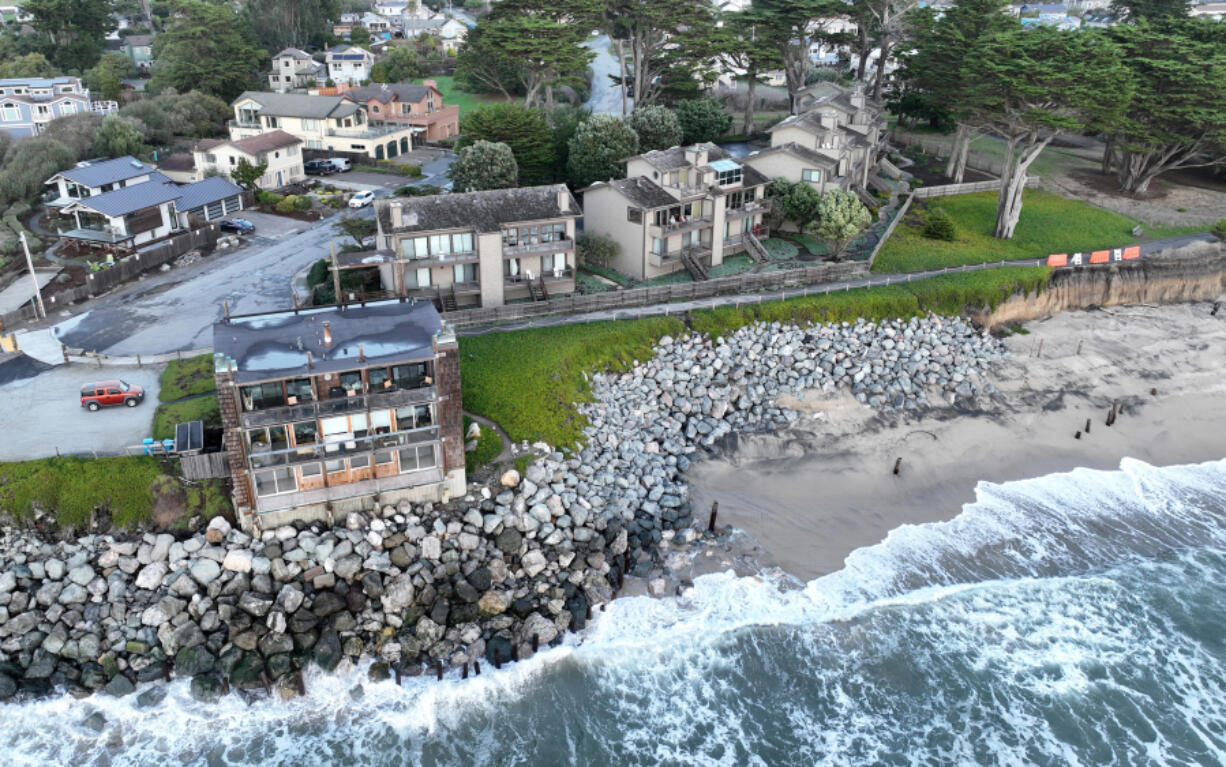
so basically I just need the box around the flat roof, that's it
[213,298,443,384]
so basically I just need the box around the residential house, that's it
[56,175,243,253]
[1191,1,1226,17]
[348,185,579,309]
[229,91,414,159]
[212,299,465,530]
[156,153,197,184]
[122,34,154,74]
[401,17,467,53]
[0,76,118,138]
[0,4,30,26]
[741,143,840,193]
[193,130,305,188]
[361,11,391,36]
[269,48,327,93]
[744,83,886,193]
[326,44,375,86]
[342,81,459,142]
[581,144,771,282]
[44,156,167,208]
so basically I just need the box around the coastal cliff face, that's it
[974,242,1226,328]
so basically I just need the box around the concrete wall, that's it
[582,186,650,280]
[477,232,505,307]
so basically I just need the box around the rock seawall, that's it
[0,316,1007,703]
[975,241,1226,328]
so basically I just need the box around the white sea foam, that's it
[3,457,1225,766]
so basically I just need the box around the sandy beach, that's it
[687,297,1226,581]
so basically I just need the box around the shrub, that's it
[306,258,330,288]
[400,164,422,177]
[922,208,957,241]
[275,195,297,213]
[1212,218,1226,241]
[292,195,313,211]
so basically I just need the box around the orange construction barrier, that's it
[1046,253,1068,267]
[1122,246,1141,260]
[1090,250,1110,264]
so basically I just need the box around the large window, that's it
[292,421,317,445]
[1,103,20,122]
[451,232,473,253]
[254,467,296,497]
[627,208,642,224]
[398,444,436,473]
[285,377,314,404]
[392,362,429,390]
[542,252,566,274]
[717,168,741,186]
[246,425,288,453]
[240,381,286,411]
[395,403,433,429]
[802,169,822,183]
[429,233,450,255]
[454,263,477,284]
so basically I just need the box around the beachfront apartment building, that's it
[269,48,327,93]
[0,76,118,138]
[325,45,375,86]
[581,143,771,281]
[228,91,414,160]
[743,82,886,194]
[192,130,306,188]
[212,300,465,531]
[340,185,579,310]
[342,81,459,142]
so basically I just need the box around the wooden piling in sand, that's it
[436,661,443,681]
[1075,431,1082,439]
[893,457,902,475]
[1085,419,1091,434]
[708,502,719,533]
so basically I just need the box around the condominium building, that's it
[341,185,579,310]
[581,143,771,281]
[213,299,465,531]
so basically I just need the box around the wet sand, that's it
[687,299,1226,581]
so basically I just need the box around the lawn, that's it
[458,267,1050,447]
[153,396,220,441]
[158,354,216,402]
[458,316,686,448]
[0,456,170,528]
[707,254,756,278]
[414,75,509,117]
[463,416,503,474]
[873,190,1141,274]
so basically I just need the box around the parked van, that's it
[328,158,352,172]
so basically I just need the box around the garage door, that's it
[205,200,224,219]
[223,195,243,214]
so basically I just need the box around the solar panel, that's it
[175,420,204,454]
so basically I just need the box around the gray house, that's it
[0,76,118,138]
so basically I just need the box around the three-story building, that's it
[213,299,465,531]
[581,143,771,281]
[341,185,579,309]
[0,76,118,138]
[229,91,414,159]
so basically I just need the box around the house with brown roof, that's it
[192,130,305,188]
[342,81,459,142]
[229,91,414,160]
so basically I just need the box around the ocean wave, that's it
[4,458,1225,766]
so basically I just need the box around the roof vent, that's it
[131,159,143,168]
[322,321,333,348]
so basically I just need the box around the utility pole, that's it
[19,232,45,320]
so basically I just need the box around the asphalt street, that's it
[52,207,374,355]
[585,35,629,116]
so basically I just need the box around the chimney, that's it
[322,321,333,348]
[390,200,403,228]
[685,145,709,168]
[556,186,570,213]
[850,85,866,110]
[423,79,437,91]
[819,110,837,131]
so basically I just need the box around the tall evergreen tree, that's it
[458,104,555,186]
[600,0,718,109]
[752,0,850,114]
[23,0,116,70]
[960,26,1129,238]
[150,1,266,101]
[712,10,784,136]
[244,0,339,52]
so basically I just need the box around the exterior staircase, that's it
[745,231,769,264]
[680,248,709,281]
[527,275,548,302]
[439,285,458,312]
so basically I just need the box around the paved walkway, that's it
[459,233,1216,336]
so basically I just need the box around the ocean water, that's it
[3,457,1225,767]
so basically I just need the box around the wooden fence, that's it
[440,261,870,327]
[893,133,1011,177]
[181,452,229,480]
[84,224,220,297]
[913,177,1038,199]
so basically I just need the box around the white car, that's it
[348,190,375,208]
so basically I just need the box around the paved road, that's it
[585,35,629,116]
[459,233,1217,336]
[50,208,374,355]
[0,363,162,460]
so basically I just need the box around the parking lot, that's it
[0,363,163,460]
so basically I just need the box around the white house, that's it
[269,48,326,93]
[229,91,415,159]
[44,156,168,208]
[326,45,375,86]
[192,130,305,188]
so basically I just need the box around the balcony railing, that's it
[248,425,440,470]
[399,250,478,267]
[654,215,713,236]
[502,237,572,256]
[326,123,405,139]
[239,385,436,429]
[725,200,771,219]
[505,268,574,286]
[663,184,709,198]
[228,119,261,131]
